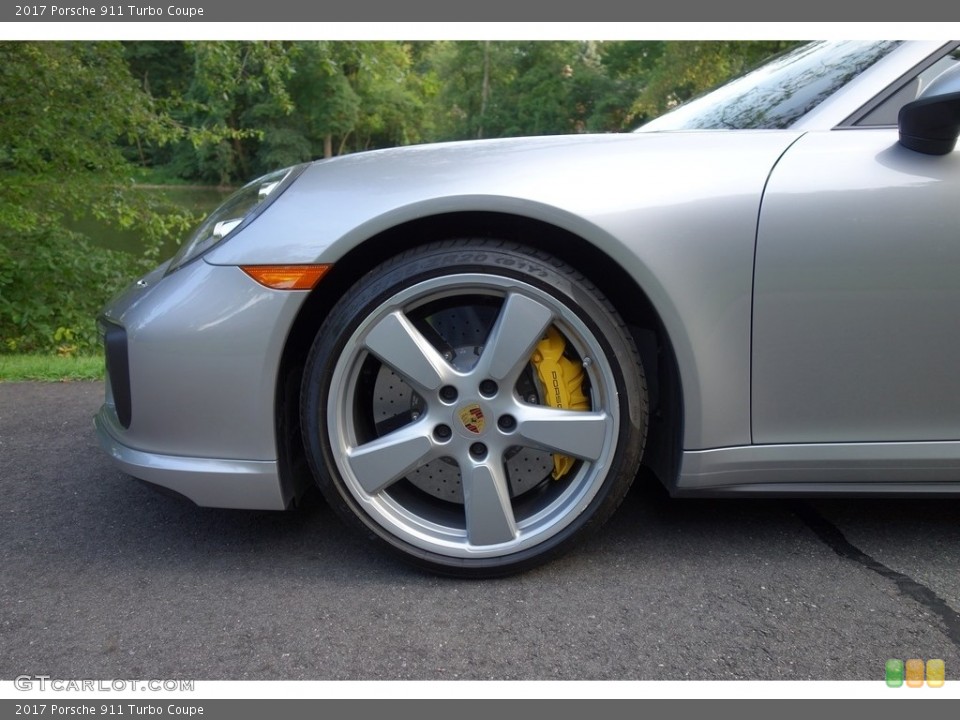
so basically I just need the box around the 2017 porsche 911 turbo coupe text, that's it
[97,40,960,575]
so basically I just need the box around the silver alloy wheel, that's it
[326,273,621,559]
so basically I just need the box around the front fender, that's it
[206,130,803,450]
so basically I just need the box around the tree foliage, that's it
[0,39,798,355]
[0,42,182,236]
[104,39,805,184]
[0,41,196,353]
[169,41,297,184]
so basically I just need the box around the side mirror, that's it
[898,92,960,155]
[899,61,960,156]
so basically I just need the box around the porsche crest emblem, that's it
[458,404,485,434]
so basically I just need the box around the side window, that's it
[856,47,960,126]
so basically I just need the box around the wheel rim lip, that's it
[326,272,621,560]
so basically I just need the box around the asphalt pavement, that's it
[1,381,958,680]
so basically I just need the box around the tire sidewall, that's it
[301,241,646,576]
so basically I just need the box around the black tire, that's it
[301,240,647,577]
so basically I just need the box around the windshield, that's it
[638,40,903,131]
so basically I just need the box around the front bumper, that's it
[95,258,310,510]
[95,406,287,509]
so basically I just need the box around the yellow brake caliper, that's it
[529,326,590,480]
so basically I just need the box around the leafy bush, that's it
[0,232,149,355]
[0,42,196,357]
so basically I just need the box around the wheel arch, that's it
[274,211,684,504]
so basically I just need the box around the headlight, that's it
[165,164,306,274]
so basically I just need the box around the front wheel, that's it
[301,241,647,576]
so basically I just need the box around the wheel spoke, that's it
[462,461,518,546]
[515,406,610,461]
[363,311,448,392]
[346,424,436,495]
[480,292,554,382]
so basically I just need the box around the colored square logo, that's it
[927,659,945,688]
[906,658,925,687]
[885,659,904,687]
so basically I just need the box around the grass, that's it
[0,354,105,382]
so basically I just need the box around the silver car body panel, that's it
[97,40,960,509]
[95,406,287,509]
[206,131,804,451]
[96,258,308,507]
[753,129,960,444]
[679,441,960,493]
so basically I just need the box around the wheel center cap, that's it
[456,403,487,436]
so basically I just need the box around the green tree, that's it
[0,42,182,236]
[0,41,193,354]
[287,42,361,159]
[579,41,664,131]
[345,41,429,152]
[169,41,296,185]
[293,41,429,158]
[424,41,642,139]
[121,41,192,169]
[491,42,581,136]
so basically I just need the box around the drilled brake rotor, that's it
[369,304,556,504]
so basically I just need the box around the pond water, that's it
[80,186,232,260]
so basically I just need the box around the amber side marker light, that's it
[241,264,331,290]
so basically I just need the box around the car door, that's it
[752,106,960,445]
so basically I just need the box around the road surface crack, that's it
[792,501,960,650]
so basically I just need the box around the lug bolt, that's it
[434,424,452,441]
[439,385,458,402]
[469,442,487,459]
[497,415,516,432]
[479,379,498,397]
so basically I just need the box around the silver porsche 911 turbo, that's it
[96,40,960,576]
